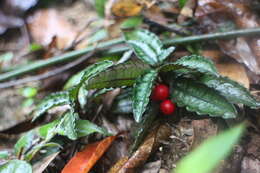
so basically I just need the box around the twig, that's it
[0,52,94,89]
[1,28,260,82]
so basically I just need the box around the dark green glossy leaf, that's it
[174,55,219,76]
[171,79,237,118]
[174,124,245,173]
[124,29,175,65]
[76,119,109,137]
[64,60,114,89]
[133,69,158,122]
[87,59,150,89]
[0,160,32,173]
[131,104,157,153]
[200,75,260,108]
[32,91,71,121]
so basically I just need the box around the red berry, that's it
[160,100,176,115]
[152,84,169,101]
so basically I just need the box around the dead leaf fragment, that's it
[61,135,117,173]
[27,9,77,49]
[109,124,171,173]
[111,0,143,17]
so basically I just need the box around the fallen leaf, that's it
[61,135,117,173]
[27,9,77,49]
[111,0,143,17]
[196,0,260,75]
[109,124,171,173]
[216,61,250,89]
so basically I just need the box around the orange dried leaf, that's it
[62,135,116,173]
[111,0,143,17]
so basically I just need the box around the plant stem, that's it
[1,28,260,82]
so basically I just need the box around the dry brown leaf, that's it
[216,61,249,89]
[196,0,260,75]
[109,124,171,173]
[111,0,143,17]
[27,9,77,49]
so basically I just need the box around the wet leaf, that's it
[61,135,117,173]
[0,160,32,173]
[132,69,158,122]
[174,124,245,173]
[199,75,260,108]
[171,79,237,119]
[124,29,175,66]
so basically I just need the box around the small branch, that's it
[0,52,94,89]
[1,28,260,82]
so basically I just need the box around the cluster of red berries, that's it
[151,84,176,115]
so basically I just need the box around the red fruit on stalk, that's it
[160,100,176,115]
[151,84,169,101]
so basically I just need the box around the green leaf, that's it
[131,104,157,153]
[124,29,175,66]
[121,16,143,29]
[0,151,11,159]
[64,60,113,89]
[24,142,61,162]
[28,43,42,52]
[87,59,150,89]
[95,0,107,17]
[19,87,37,98]
[174,124,245,173]
[158,47,176,62]
[174,55,219,76]
[78,85,88,109]
[32,91,71,121]
[171,79,237,118]
[133,69,158,122]
[0,160,32,173]
[200,75,260,108]
[179,0,187,8]
[38,120,60,139]
[56,111,78,140]
[88,29,108,44]
[76,119,109,137]
[14,131,38,156]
